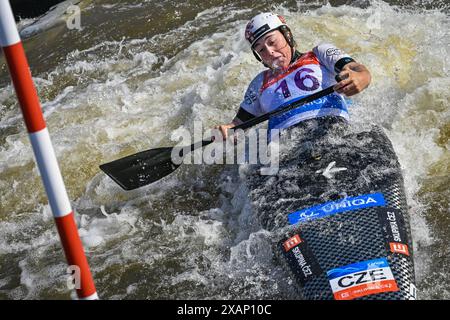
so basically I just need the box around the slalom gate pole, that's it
[0,0,98,300]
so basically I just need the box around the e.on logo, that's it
[390,242,409,256]
[283,234,302,252]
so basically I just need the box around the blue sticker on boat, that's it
[327,258,390,279]
[288,192,386,225]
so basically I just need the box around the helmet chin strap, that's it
[289,46,297,64]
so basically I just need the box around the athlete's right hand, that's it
[213,123,235,141]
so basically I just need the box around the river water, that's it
[0,0,448,299]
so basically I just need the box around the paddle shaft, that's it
[99,85,337,189]
[187,86,336,153]
[234,85,335,131]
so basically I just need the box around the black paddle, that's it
[100,86,336,190]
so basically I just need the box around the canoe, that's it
[245,116,417,300]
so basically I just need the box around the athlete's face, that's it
[253,30,292,69]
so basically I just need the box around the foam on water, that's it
[0,0,448,299]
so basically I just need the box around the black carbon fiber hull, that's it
[245,117,416,300]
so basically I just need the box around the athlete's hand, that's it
[213,123,235,141]
[213,119,244,143]
[334,62,371,97]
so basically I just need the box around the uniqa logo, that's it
[321,196,379,213]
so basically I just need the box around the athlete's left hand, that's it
[334,62,371,97]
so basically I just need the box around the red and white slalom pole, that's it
[0,0,98,300]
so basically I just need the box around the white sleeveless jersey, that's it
[239,43,352,131]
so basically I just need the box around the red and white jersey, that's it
[239,43,352,131]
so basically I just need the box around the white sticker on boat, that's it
[327,258,399,300]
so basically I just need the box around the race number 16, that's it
[275,68,320,99]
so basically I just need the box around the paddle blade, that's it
[99,147,181,190]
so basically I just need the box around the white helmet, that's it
[245,12,288,47]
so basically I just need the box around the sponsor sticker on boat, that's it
[283,234,302,252]
[279,233,322,285]
[288,193,386,224]
[327,258,399,300]
[377,207,410,257]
